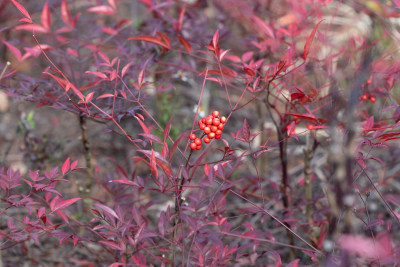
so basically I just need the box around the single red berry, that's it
[307,124,314,130]
[212,110,220,118]
[361,94,368,101]
[213,118,220,126]
[194,138,202,145]
[369,96,376,103]
[208,132,216,139]
[196,145,202,150]
[189,134,196,140]
[204,137,211,143]
[206,117,213,125]
[210,125,218,132]
[220,116,227,123]
[215,134,221,139]
[366,79,372,85]
[204,127,211,134]
[202,118,206,123]
[199,123,206,130]
[190,142,197,149]
[216,129,222,135]
[198,120,203,127]
[218,124,224,130]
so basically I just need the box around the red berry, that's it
[215,134,221,139]
[361,94,368,101]
[218,124,224,130]
[190,142,197,149]
[210,125,218,132]
[194,138,202,145]
[212,111,220,118]
[198,120,203,127]
[366,79,372,85]
[189,134,196,140]
[307,124,314,130]
[204,137,210,143]
[213,118,220,126]
[196,145,202,150]
[199,123,206,130]
[369,96,376,103]
[204,127,211,134]
[206,117,213,125]
[220,116,227,123]
[208,132,216,139]
[216,129,222,135]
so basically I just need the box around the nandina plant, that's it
[1,0,400,266]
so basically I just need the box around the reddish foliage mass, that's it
[1,0,400,266]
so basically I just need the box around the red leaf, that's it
[127,35,170,49]
[93,203,119,219]
[62,157,70,175]
[15,24,49,33]
[243,66,255,77]
[3,41,22,62]
[108,0,117,10]
[85,92,95,103]
[11,0,32,23]
[134,115,150,134]
[121,61,132,78]
[61,0,71,26]
[178,35,192,54]
[285,113,319,123]
[150,150,158,178]
[138,150,171,177]
[157,32,170,48]
[139,133,162,144]
[96,93,114,100]
[113,180,140,187]
[41,1,51,31]
[138,67,145,87]
[163,117,172,141]
[85,71,109,80]
[70,160,78,170]
[251,15,275,39]
[98,240,123,250]
[302,20,324,60]
[219,49,230,61]
[212,30,219,48]
[86,5,115,15]
[52,198,81,212]
[177,2,187,31]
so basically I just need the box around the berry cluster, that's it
[189,111,226,150]
[360,93,376,103]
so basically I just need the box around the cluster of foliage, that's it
[1,0,400,266]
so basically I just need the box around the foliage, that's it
[1,0,400,266]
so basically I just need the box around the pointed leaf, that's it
[3,41,22,62]
[93,203,119,219]
[302,20,324,60]
[212,30,219,48]
[85,71,109,80]
[121,61,132,78]
[61,0,71,25]
[127,36,169,49]
[11,0,32,23]
[86,5,115,15]
[62,157,70,175]
[113,180,140,187]
[51,197,81,212]
[178,34,192,54]
[41,1,51,30]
